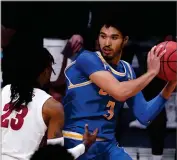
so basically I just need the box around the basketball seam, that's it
[161,61,177,62]
[167,49,177,73]
[162,41,169,81]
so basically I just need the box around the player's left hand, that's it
[167,80,177,87]
[161,80,177,99]
[69,34,83,54]
[83,124,98,151]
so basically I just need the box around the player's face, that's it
[98,25,127,61]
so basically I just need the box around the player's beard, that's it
[100,48,120,62]
[98,46,114,61]
[98,44,123,63]
[102,53,115,61]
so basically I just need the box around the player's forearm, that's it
[135,82,176,125]
[134,94,167,126]
[118,71,156,101]
[128,92,167,126]
[141,81,177,124]
[160,81,177,99]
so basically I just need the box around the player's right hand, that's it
[83,124,98,151]
[147,45,166,76]
[69,34,83,54]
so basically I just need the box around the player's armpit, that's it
[43,98,64,139]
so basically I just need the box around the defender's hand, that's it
[83,124,98,151]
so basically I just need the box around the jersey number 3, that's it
[99,89,115,120]
[1,103,28,130]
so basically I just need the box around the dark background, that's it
[2,1,176,45]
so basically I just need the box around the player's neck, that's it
[33,81,43,90]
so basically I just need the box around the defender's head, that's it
[3,32,55,109]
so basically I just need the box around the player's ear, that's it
[123,36,129,47]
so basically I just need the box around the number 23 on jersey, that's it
[1,103,28,130]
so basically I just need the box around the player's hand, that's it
[147,45,166,76]
[69,34,83,54]
[167,80,177,87]
[83,124,98,151]
[161,80,177,99]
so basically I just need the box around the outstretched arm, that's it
[126,65,176,126]
[44,98,98,159]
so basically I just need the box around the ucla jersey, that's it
[63,50,134,140]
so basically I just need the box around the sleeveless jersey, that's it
[1,85,51,160]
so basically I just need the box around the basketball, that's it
[157,41,177,81]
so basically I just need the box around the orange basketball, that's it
[157,41,177,81]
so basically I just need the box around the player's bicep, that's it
[89,71,123,100]
[76,52,123,100]
[47,100,64,139]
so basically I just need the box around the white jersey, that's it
[1,85,52,160]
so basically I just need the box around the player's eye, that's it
[112,36,118,40]
[100,34,106,39]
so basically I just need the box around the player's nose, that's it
[105,38,112,46]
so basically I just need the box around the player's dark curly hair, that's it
[98,12,130,37]
[2,32,54,110]
[30,144,74,160]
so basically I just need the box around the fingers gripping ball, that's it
[157,41,177,81]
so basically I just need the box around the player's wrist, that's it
[82,140,90,152]
[160,81,176,99]
[146,70,157,77]
[67,144,86,159]
[167,80,177,86]
[164,81,177,93]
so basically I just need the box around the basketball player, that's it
[1,38,98,160]
[63,15,177,160]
